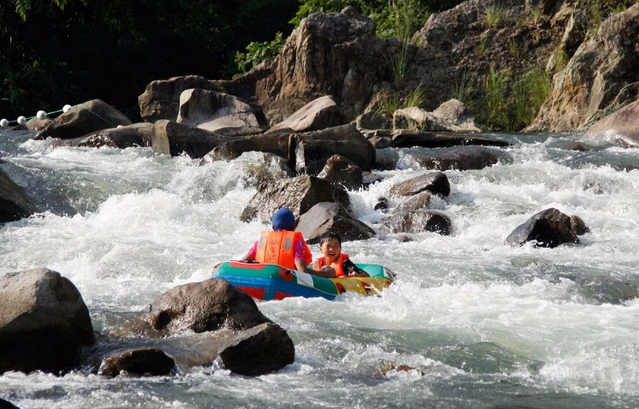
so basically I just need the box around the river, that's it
[1,128,638,408]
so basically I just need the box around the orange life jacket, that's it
[313,253,349,278]
[255,231,312,270]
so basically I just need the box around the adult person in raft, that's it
[240,207,336,277]
[313,231,369,278]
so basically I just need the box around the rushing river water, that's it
[1,127,639,409]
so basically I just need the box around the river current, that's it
[1,128,638,409]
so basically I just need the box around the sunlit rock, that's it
[268,95,344,133]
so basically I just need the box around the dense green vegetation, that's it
[0,0,298,120]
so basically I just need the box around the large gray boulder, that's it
[240,175,350,223]
[146,278,272,334]
[200,131,291,163]
[0,167,39,223]
[268,95,344,133]
[145,279,294,375]
[296,202,375,244]
[139,75,227,123]
[34,99,132,140]
[90,279,295,377]
[293,124,376,175]
[580,99,639,147]
[176,89,268,134]
[0,268,95,374]
[151,120,235,158]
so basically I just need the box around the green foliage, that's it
[469,66,551,131]
[484,4,506,28]
[235,32,285,73]
[404,84,427,108]
[376,84,427,116]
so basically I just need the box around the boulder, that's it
[200,131,291,164]
[97,348,175,377]
[176,89,269,134]
[72,123,154,148]
[34,99,132,140]
[389,172,450,197]
[393,107,452,131]
[391,130,510,148]
[387,209,451,235]
[432,99,482,132]
[219,322,295,376]
[528,4,639,131]
[293,124,376,174]
[0,268,95,374]
[151,120,234,158]
[570,215,590,236]
[355,110,393,131]
[144,279,294,375]
[139,75,227,123]
[374,148,400,170]
[317,154,363,191]
[393,191,432,214]
[580,99,639,147]
[506,208,581,247]
[240,176,350,223]
[268,95,344,133]
[0,167,39,223]
[412,146,503,171]
[147,278,272,334]
[25,117,52,131]
[0,398,20,409]
[296,202,375,244]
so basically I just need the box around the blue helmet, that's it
[272,207,296,231]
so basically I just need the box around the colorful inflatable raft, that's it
[212,261,396,301]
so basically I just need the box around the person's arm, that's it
[294,258,336,277]
[239,241,258,262]
[343,258,369,277]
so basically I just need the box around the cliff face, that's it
[139,1,639,132]
[527,3,639,131]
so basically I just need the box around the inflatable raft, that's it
[212,261,396,301]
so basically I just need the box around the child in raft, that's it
[312,231,369,278]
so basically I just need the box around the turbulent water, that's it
[1,128,639,409]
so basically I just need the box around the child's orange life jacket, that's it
[313,253,350,278]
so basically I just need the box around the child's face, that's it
[320,238,341,261]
